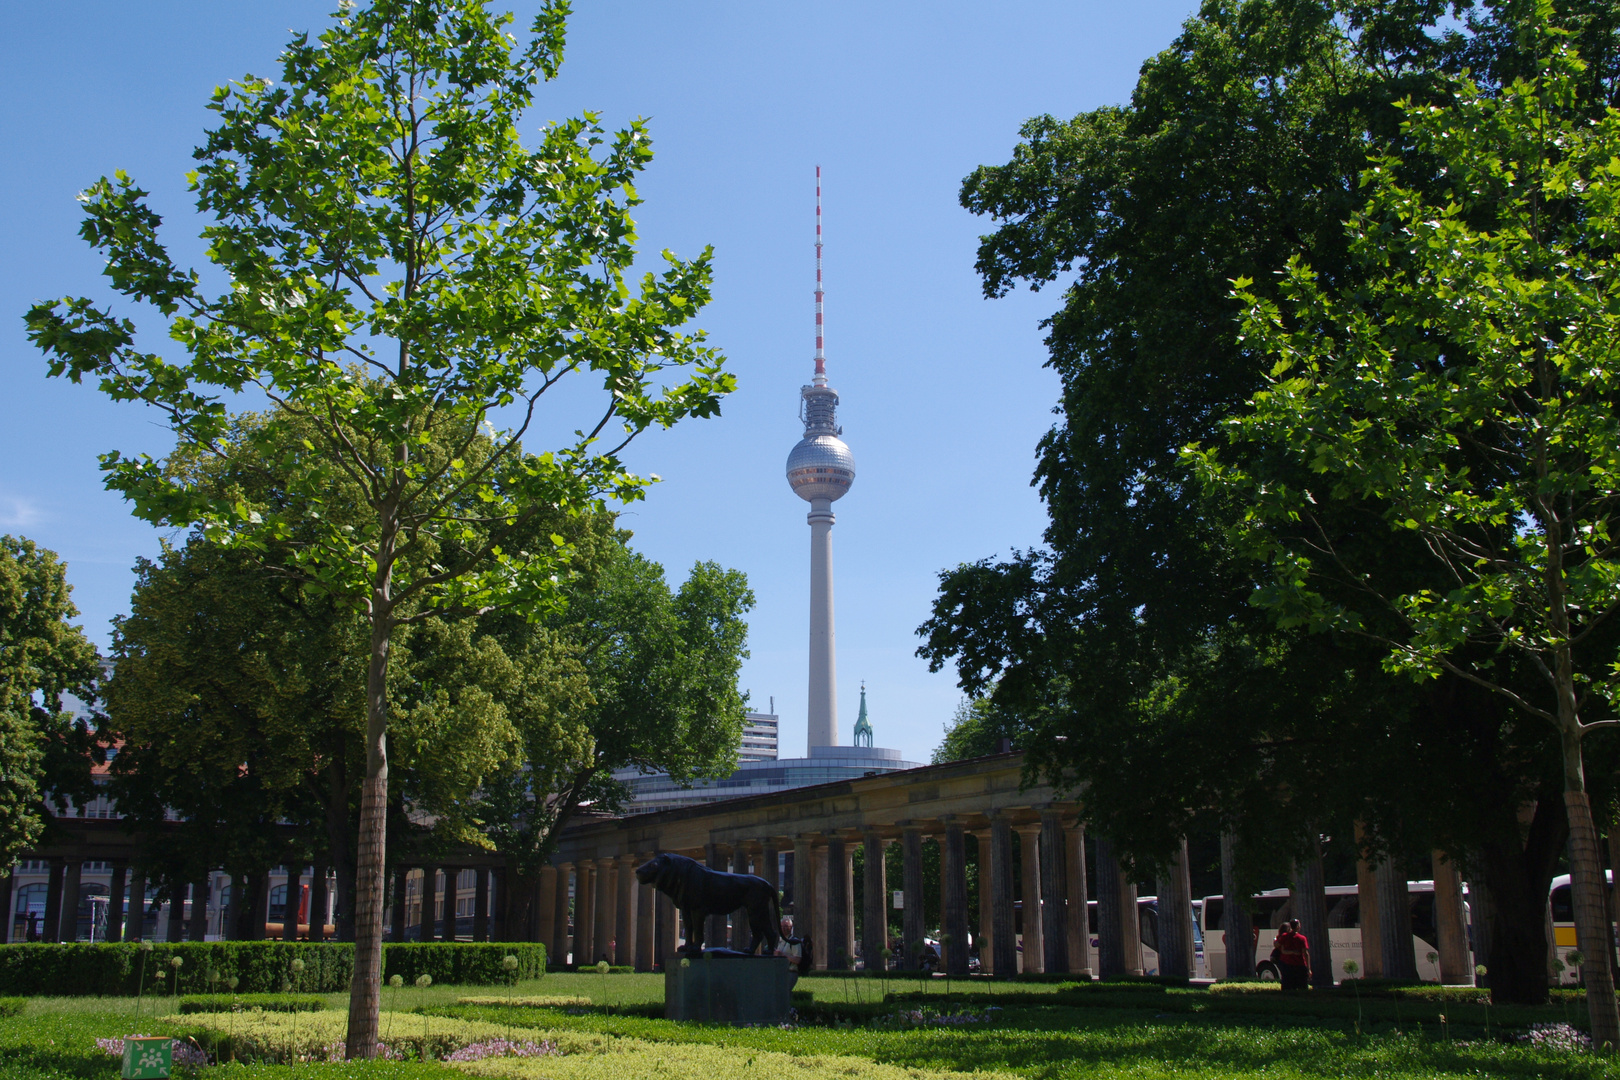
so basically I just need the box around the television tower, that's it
[786,166,855,752]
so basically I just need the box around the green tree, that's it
[25,0,730,1051]
[1191,35,1620,1044]
[920,0,1620,1003]
[931,695,1020,764]
[0,537,102,867]
[475,542,754,894]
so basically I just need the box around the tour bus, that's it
[1077,896,1207,978]
[1548,870,1614,985]
[1198,881,1464,983]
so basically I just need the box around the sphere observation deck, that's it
[787,382,855,503]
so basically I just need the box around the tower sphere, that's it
[786,433,856,502]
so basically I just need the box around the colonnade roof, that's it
[553,749,1081,864]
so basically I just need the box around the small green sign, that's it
[121,1036,171,1079]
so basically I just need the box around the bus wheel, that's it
[1256,962,1280,982]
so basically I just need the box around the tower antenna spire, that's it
[814,165,826,386]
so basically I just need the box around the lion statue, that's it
[635,851,781,955]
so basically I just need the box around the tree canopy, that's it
[919,0,1620,1005]
[0,537,102,868]
[25,0,731,1051]
[1190,33,1620,1042]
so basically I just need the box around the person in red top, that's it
[1276,918,1311,989]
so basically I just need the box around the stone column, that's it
[761,841,780,895]
[942,822,970,976]
[1432,850,1470,984]
[390,867,409,942]
[442,868,461,942]
[792,837,813,936]
[1016,824,1043,973]
[474,868,491,942]
[59,860,84,942]
[124,865,146,943]
[704,844,728,950]
[902,827,925,970]
[42,858,65,942]
[253,870,272,940]
[1066,821,1091,977]
[106,862,127,944]
[862,831,888,970]
[1353,825,1383,977]
[1376,857,1417,979]
[1157,837,1196,980]
[1292,839,1332,988]
[164,880,185,943]
[973,832,994,974]
[1095,836,1124,977]
[593,858,615,965]
[312,863,330,943]
[191,872,211,942]
[536,866,558,955]
[615,854,637,965]
[553,863,574,966]
[844,845,858,966]
[574,863,594,967]
[1220,831,1256,979]
[420,866,439,941]
[1039,810,1069,975]
[731,847,751,950]
[826,835,850,969]
[990,814,1017,977]
[635,857,656,971]
[812,841,829,969]
[282,865,302,941]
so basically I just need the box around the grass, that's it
[0,971,1613,1079]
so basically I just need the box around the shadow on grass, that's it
[434,1001,1613,1079]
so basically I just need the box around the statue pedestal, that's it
[664,955,796,1024]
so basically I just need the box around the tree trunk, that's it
[345,568,396,1058]
[325,757,356,942]
[1566,786,1620,1046]
[1220,831,1255,979]
[1477,800,1564,1005]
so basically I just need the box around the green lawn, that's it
[1,972,1612,1079]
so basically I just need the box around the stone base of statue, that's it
[664,953,796,1024]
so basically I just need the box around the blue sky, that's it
[1,1,1200,764]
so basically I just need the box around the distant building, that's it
[739,710,780,762]
[610,693,920,814]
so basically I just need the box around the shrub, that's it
[0,997,21,1016]
[0,940,545,996]
[457,996,592,1008]
[170,1007,522,1064]
[177,994,326,1013]
[383,943,545,987]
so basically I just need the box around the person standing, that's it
[1277,918,1311,990]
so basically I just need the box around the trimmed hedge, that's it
[0,996,21,1016]
[178,993,327,1013]
[0,940,545,996]
[382,942,545,987]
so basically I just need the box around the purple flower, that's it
[444,1038,559,1062]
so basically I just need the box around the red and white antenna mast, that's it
[813,165,827,386]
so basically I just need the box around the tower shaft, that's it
[807,499,838,750]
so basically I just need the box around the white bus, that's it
[1548,870,1613,985]
[1076,896,1207,978]
[1199,881,1466,983]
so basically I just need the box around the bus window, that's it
[1409,892,1439,951]
[1088,901,1099,935]
[1327,895,1359,928]
[1551,885,1573,924]
[1139,906,1158,953]
[1255,895,1292,929]
[1203,898,1223,932]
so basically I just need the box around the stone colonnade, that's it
[385,865,502,942]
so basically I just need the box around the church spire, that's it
[853,681,873,748]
